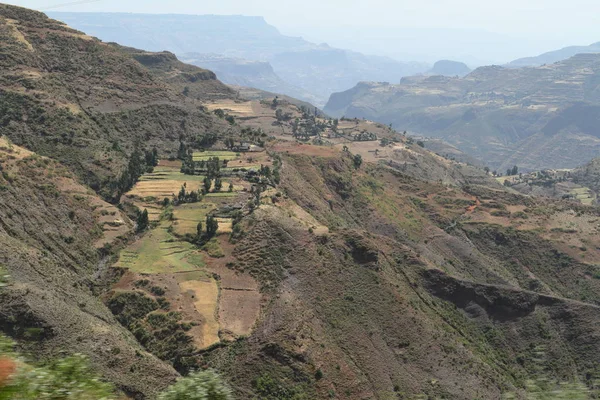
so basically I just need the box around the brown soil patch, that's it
[273,142,338,157]
[219,289,260,337]
[0,358,16,387]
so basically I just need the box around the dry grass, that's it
[5,19,33,51]
[218,289,260,336]
[179,279,220,348]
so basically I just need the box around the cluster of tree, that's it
[177,184,203,204]
[212,109,235,125]
[507,165,519,176]
[291,117,328,140]
[195,215,219,244]
[275,108,293,123]
[247,184,264,212]
[111,146,159,200]
[196,133,219,148]
[182,155,226,177]
[353,131,377,142]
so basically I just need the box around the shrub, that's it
[158,369,233,400]
[0,335,117,400]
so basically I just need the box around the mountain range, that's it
[47,12,429,106]
[325,53,600,172]
[508,41,600,67]
[3,4,600,399]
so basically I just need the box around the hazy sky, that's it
[7,0,600,63]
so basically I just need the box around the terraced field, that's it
[128,165,206,199]
[114,150,263,351]
[570,186,595,205]
[171,202,217,236]
[115,222,205,274]
[192,151,238,162]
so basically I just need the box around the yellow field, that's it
[192,151,238,162]
[179,279,220,348]
[204,100,256,116]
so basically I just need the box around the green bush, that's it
[158,370,233,400]
[0,335,117,400]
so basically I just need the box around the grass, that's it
[192,151,238,162]
[172,203,217,236]
[128,165,206,199]
[570,187,594,205]
[202,238,225,258]
[179,279,221,348]
[205,192,239,198]
[115,222,205,274]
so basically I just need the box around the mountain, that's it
[508,41,600,67]
[325,53,600,172]
[269,47,428,105]
[47,12,430,106]
[3,5,600,399]
[178,53,320,105]
[428,59,472,76]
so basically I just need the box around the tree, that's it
[214,178,223,193]
[353,154,363,169]
[178,186,186,203]
[158,369,232,400]
[484,166,490,174]
[228,183,233,193]
[205,216,219,238]
[275,108,284,122]
[177,142,187,160]
[203,177,211,194]
[196,222,203,240]
[137,209,149,233]
[512,165,519,176]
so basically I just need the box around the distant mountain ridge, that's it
[179,53,320,104]
[325,53,600,172]
[48,12,430,106]
[508,41,600,67]
[428,60,471,76]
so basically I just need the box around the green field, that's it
[193,151,238,162]
[139,166,206,182]
[570,187,595,205]
[116,222,205,274]
[172,202,217,236]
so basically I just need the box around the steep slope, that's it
[0,137,179,398]
[325,54,600,171]
[508,41,600,67]
[47,12,429,107]
[0,5,235,198]
[200,150,600,399]
[3,5,600,400]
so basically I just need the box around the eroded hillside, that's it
[1,4,600,400]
